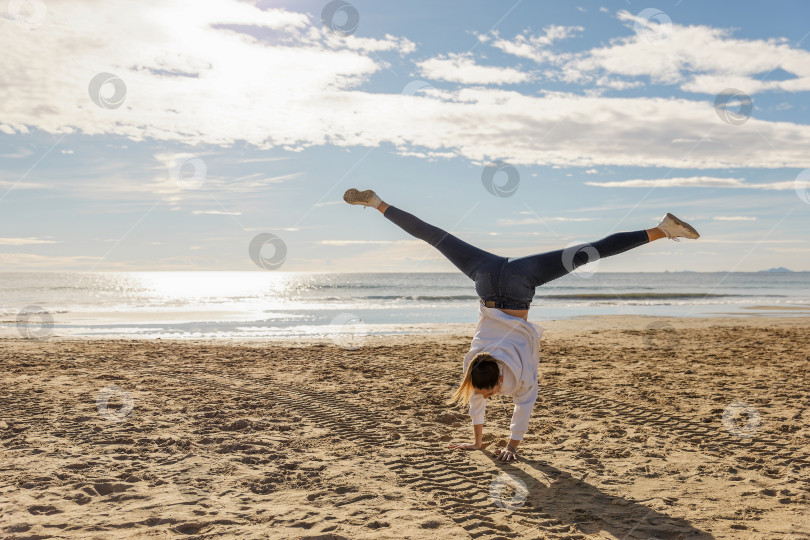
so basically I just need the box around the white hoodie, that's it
[464,304,545,441]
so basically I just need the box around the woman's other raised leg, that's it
[513,229,655,288]
[513,212,701,287]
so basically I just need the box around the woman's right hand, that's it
[447,441,482,450]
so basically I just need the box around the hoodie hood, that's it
[463,304,544,392]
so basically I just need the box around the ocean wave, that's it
[365,295,480,301]
[320,292,784,302]
[537,292,772,300]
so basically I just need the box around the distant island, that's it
[758,267,794,273]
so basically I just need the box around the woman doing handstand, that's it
[343,188,700,463]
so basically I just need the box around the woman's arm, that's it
[507,382,538,441]
[494,383,537,462]
[447,423,484,451]
[474,423,483,446]
[494,438,521,462]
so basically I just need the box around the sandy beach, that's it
[1,314,808,539]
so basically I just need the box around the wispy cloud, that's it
[765,247,810,253]
[313,200,344,207]
[417,52,532,85]
[713,216,757,221]
[0,179,49,189]
[497,217,597,226]
[585,177,796,189]
[486,25,584,63]
[191,210,242,216]
[317,240,422,246]
[0,237,57,245]
[0,253,100,267]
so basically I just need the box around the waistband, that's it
[480,299,530,310]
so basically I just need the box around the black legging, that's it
[383,205,650,309]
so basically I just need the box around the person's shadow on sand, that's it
[489,458,714,539]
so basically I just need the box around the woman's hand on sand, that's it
[494,446,518,462]
[447,441,482,451]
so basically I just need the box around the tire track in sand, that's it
[171,368,579,539]
[534,385,809,476]
[340,351,808,476]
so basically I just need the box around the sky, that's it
[1,0,809,273]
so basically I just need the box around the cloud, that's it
[488,25,584,64]
[416,53,531,85]
[497,217,597,226]
[713,216,757,221]
[765,247,810,253]
[316,239,421,246]
[0,237,57,245]
[493,10,810,94]
[697,239,804,244]
[313,200,344,207]
[0,253,99,267]
[191,210,242,215]
[0,0,409,144]
[0,179,49,189]
[585,177,797,189]
[2,2,810,171]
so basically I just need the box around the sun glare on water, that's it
[107,271,310,309]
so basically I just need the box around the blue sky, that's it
[1,0,809,273]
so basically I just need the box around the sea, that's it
[1,271,809,341]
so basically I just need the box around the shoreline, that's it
[2,312,809,346]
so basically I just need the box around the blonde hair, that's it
[446,352,499,407]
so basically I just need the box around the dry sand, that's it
[0,314,808,539]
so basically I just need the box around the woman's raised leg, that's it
[381,204,500,280]
[510,230,653,287]
[507,211,700,288]
[341,187,501,280]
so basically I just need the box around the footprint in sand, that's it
[164,453,234,513]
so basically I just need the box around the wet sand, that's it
[1,314,808,539]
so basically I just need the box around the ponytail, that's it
[446,352,500,407]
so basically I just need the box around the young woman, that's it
[343,188,700,463]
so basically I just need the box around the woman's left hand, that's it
[494,446,518,462]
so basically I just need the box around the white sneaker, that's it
[343,188,382,210]
[656,213,700,242]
